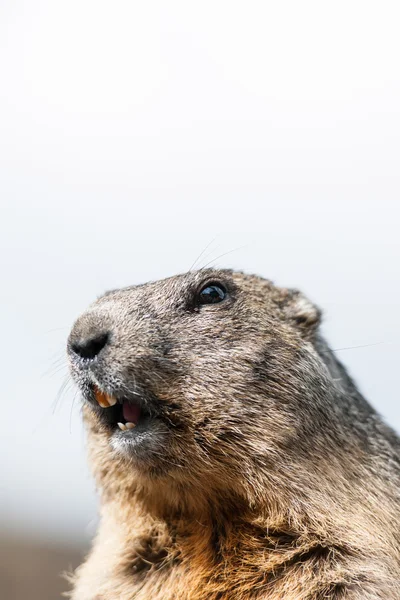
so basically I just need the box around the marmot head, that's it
[68,269,334,511]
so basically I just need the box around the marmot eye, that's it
[198,283,226,305]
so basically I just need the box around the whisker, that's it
[43,349,68,377]
[119,380,142,397]
[199,245,248,270]
[192,245,224,270]
[33,375,76,434]
[69,388,80,434]
[188,237,218,272]
[52,375,73,414]
[46,363,69,378]
[325,342,385,354]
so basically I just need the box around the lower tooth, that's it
[117,422,127,431]
[125,422,136,429]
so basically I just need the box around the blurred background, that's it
[0,1,399,598]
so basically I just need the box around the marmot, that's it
[67,269,400,599]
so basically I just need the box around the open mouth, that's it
[91,384,146,432]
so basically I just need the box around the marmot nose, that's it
[70,332,109,360]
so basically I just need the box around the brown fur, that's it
[67,269,400,599]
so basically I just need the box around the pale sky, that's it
[0,0,399,546]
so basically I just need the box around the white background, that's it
[0,0,399,547]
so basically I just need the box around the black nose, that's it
[70,332,109,360]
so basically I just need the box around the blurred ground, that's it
[0,534,87,600]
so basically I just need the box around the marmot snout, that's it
[67,269,400,600]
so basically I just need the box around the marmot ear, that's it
[284,290,321,331]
